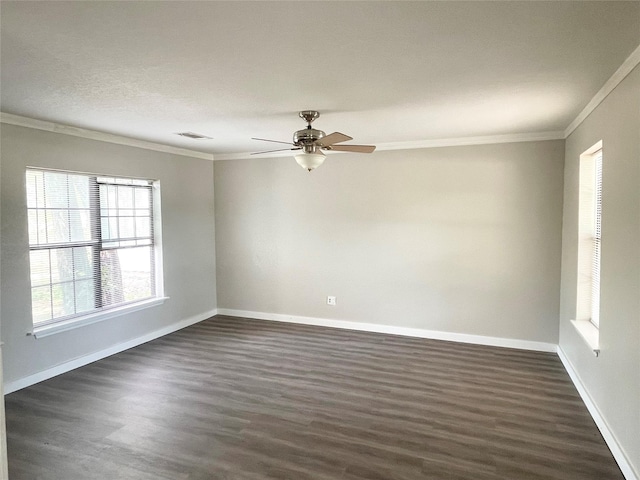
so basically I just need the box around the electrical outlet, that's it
[327,296,336,306]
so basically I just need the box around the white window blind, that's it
[26,169,158,327]
[590,151,602,327]
[576,145,602,330]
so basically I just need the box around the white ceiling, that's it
[1,1,639,159]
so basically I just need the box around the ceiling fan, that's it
[252,110,376,171]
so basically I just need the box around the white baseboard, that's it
[4,308,218,395]
[557,347,638,480]
[216,308,557,353]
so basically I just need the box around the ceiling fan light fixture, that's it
[295,151,325,172]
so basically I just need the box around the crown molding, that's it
[0,113,214,161]
[374,131,565,152]
[214,130,566,161]
[565,43,640,138]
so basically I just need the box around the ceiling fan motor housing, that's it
[293,128,325,146]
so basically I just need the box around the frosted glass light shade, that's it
[295,152,325,171]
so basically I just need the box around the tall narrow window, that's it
[590,151,602,327]
[26,168,162,329]
[576,143,603,331]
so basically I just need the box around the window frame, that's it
[589,150,602,328]
[571,141,602,356]
[25,167,166,338]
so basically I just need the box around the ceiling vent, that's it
[175,132,212,140]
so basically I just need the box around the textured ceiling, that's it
[1,1,639,158]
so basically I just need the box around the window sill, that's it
[31,297,169,339]
[571,319,600,357]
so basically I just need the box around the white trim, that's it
[214,131,566,161]
[31,297,169,339]
[557,347,638,480]
[565,43,640,138]
[4,308,218,394]
[570,320,600,356]
[152,180,166,300]
[0,113,214,161]
[216,309,557,352]
[374,131,565,152]
[582,139,604,157]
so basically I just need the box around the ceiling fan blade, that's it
[328,144,376,153]
[251,147,301,155]
[252,137,294,145]
[316,132,352,147]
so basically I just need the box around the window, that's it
[573,142,602,354]
[590,151,602,328]
[26,168,163,332]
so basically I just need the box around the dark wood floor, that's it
[6,316,623,480]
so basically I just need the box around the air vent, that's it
[175,132,213,140]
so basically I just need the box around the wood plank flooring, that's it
[5,316,623,479]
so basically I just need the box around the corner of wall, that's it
[557,347,638,480]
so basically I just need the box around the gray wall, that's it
[559,65,640,474]
[0,124,217,385]
[215,140,565,343]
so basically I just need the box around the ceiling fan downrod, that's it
[294,110,325,145]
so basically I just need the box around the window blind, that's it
[590,151,602,327]
[576,144,603,329]
[26,169,157,326]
